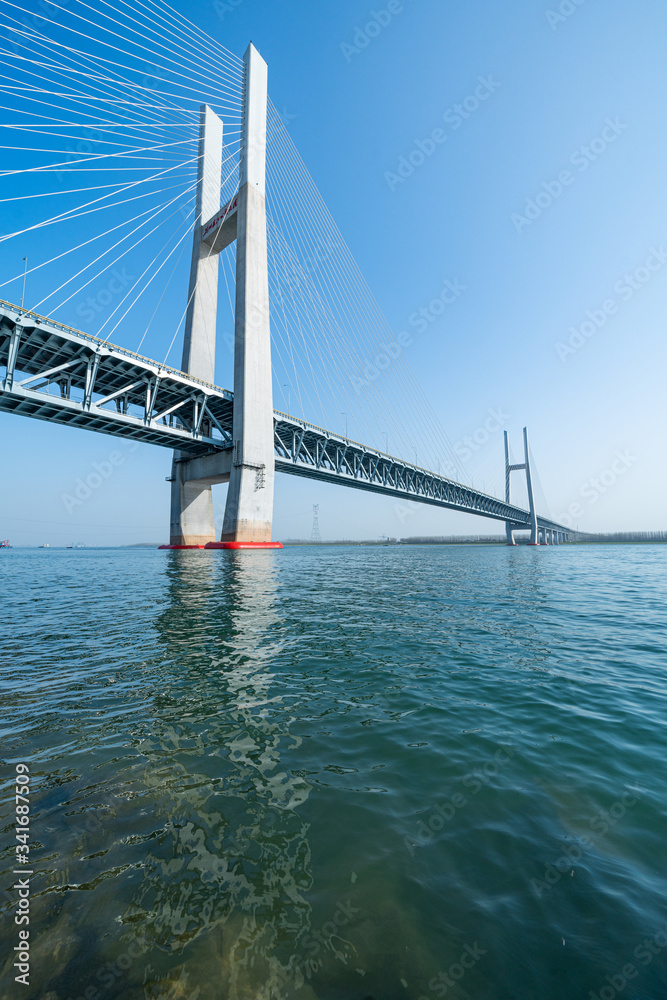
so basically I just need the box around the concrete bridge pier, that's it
[168,104,223,547]
[165,45,278,549]
[221,44,275,544]
[169,453,232,547]
[169,469,216,548]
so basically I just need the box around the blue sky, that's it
[1,0,666,544]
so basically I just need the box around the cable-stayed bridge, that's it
[0,297,567,538]
[0,0,570,548]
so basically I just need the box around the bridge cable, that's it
[265,105,471,482]
[265,106,462,473]
[38,180,198,315]
[0,1,243,112]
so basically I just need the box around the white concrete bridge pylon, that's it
[222,43,275,543]
[169,43,275,546]
[169,103,223,547]
[504,427,541,546]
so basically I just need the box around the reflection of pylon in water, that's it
[310,504,321,542]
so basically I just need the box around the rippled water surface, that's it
[1,544,666,1000]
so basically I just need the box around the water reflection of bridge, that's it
[114,551,316,996]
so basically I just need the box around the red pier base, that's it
[205,541,283,550]
[158,544,207,550]
[159,542,283,550]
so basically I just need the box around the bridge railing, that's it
[0,303,571,534]
[0,299,229,397]
[273,412,535,525]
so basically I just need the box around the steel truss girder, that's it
[0,304,233,456]
[0,303,569,534]
[273,415,569,532]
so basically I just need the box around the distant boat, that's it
[39,543,50,548]
[0,539,11,548]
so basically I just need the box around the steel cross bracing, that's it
[0,302,233,455]
[274,414,564,531]
[0,303,567,533]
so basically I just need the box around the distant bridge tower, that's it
[504,427,539,546]
[310,504,321,543]
[168,43,276,548]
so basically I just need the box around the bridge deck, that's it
[0,300,233,455]
[0,302,566,533]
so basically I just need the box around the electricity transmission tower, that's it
[310,504,321,542]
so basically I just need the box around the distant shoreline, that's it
[284,533,667,547]
[4,533,665,549]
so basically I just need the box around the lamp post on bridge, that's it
[20,257,27,311]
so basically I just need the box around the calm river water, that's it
[1,544,666,1000]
